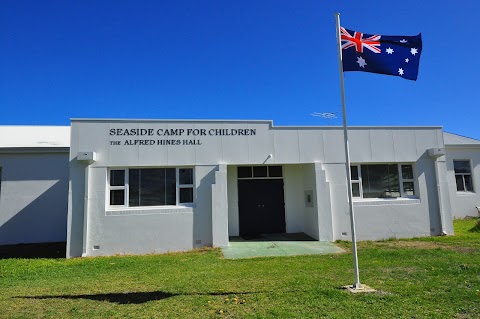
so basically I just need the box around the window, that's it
[350,164,415,199]
[108,168,194,207]
[237,166,283,179]
[454,160,474,192]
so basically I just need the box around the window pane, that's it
[253,166,268,177]
[268,166,283,177]
[464,175,474,192]
[110,190,124,205]
[165,168,176,205]
[237,166,252,178]
[350,166,359,180]
[352,183,360,197]
[401,165,413,180]
[179,188,194,203]
[128,169,141,206]
[454,161,471,174]
[129,168,177,206]
[403,182,415,196]
[110,170,125,186]
[361,164,400,198]
[179,168,193,185]
[455,175,465,191]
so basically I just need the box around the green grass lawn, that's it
[1,219,479,319]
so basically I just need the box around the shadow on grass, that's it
[0,242,66,259]
[15,290,265,305]
[469,219,480,233]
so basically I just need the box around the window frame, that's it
[350,163,416,199]
[237,165,284,180]
[453,160,474,193]
[107,167,195,208]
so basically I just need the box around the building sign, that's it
[109,127,256,146]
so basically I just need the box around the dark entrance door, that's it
[238,179,286,237]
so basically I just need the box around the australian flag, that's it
[341,27,422,81]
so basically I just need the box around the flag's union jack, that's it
[340,27,381,54]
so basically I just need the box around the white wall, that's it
[0,152,69,245]
[68,163,218,257]
[327,128,451,240]
[446,146,480,218]
[68,120,452,256]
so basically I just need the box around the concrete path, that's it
[222,233,344,259]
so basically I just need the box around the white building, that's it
[444,132,480,218]
[0,126,70,245]
[0,120,478,257]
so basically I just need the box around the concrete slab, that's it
[222,233,344,259]
[343,284,377,294]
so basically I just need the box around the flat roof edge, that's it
[445,144,480,149]
[70,118,274,124]
[70,118,443,130]
[0,147,70,154]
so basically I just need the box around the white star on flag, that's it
[405,58,409,63]
[356,56,367,68]
[398,68,404,76]
[410,48,418,55]
[386,47,394,54]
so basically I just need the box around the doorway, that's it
[238,179,286,237]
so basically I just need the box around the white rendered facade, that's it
[0,126,70,245]
[444,132,480,218]
[0,122,478,256]
[66,119,460,258]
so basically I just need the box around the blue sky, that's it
[1,1,479,139]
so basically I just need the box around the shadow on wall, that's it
[418,152,442,236]
[193,167,217,248]
[0,180,68,246]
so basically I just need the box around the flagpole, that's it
[335,12,362,290]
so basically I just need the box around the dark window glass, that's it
[179,188,194,203]
[128,169,140,206]
[110,190,124,205]
[129,168,176,206]
[455,175,465,191]
[350,166,359,180]
[237,167,252,178]
[179,168,193,185]
[454,160,474,192]
[110,170,125,186]
[401,165,413,179]
[361,164,400,198]
[140,169,164,206]
[165,168,176,205]
[352,183,360,197]
[454,160,471,174]
[403,182,415,196]
[464,175,474,192]
[253,166,268,177]
[268,166,283,177]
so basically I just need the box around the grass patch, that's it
[1,219,479,318]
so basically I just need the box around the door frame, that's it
[236,165,286,237]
